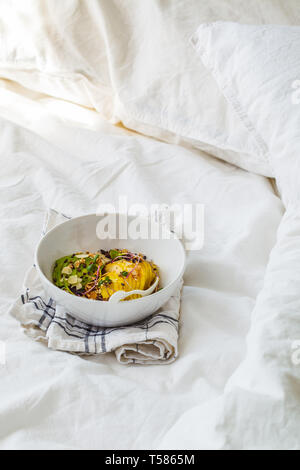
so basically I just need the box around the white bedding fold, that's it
[161,204,300,450]
[0,109,283,449]
[0,2,297,448]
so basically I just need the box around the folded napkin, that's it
[11,210,182,365]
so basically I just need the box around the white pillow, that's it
[108,0,297,177]
[0,0,114,120]
[1,1,300,176]
[192,22,300,205]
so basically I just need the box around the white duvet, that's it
[0,0,298,451]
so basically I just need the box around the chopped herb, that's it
[120,271,128,277]
[87,256,100,273]
[87,264,94,273]
[109,249,122,260]
[98,275,112,287]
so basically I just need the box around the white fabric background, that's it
[193,23,300,206]
[189,21,300,450]
[0,1,297,450]
[0,89,283,448]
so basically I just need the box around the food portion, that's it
[52,249,160,301]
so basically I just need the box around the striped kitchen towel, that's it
[11,209,182,365]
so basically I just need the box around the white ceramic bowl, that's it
[36,214,186,327]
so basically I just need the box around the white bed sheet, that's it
[0,86,284,449]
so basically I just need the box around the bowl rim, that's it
[35,212,186,306]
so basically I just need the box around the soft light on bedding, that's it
[1,0,300,176]
[0,110,283,449]
[0,0,299,451]
[191,20,300,450]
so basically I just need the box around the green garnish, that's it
[52,256,72,286]
[87,254,101,273]
[53,253,102,292]
[109,249,122,260]
[87,264,94,273]
[120,271,128,277]
[98,275,112,287]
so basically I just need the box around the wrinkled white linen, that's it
[160,206,300,450]
[1,1,300,175]
[0,86,283,448]
[186,21,300,450]
[1,3,299,450]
